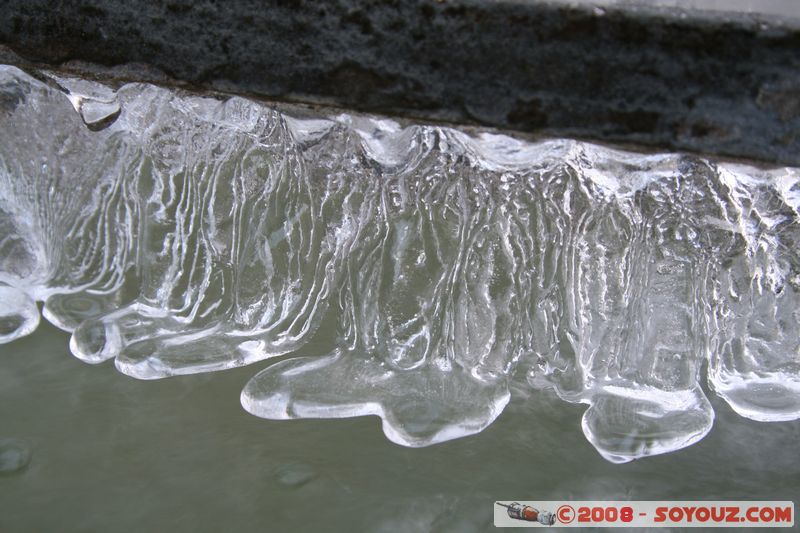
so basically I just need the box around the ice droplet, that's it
[0,286,40,344]
[55,74,121,131]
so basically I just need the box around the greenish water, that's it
[1,320,798,532]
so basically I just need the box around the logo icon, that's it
[496,502,556,525]
[557,504,576,524]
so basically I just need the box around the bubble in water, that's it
[0,438,31,475]
[273,462,316,488]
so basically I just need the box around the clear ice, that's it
[1,65,798,462]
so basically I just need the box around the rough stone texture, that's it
[1,0,799,165]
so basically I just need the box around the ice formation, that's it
[1,65,798,462]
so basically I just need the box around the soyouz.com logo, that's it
[494,501,794,527]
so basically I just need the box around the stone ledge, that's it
[1,0,799,165]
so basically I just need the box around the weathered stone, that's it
[1,0,798,165]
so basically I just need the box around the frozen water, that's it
[1,64,798,462]
[0,286,39,344]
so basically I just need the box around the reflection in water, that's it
[1,65,799,462]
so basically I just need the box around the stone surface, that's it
[1,1,799,165]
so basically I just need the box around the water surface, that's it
[1,321,798,532]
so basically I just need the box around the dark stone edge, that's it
[1,0,799,166]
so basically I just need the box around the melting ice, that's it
[1,65,799,462]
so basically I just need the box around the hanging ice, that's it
[1,65,798,462]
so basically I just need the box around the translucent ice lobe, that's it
[0,286,40,343]
[62,89,356,376]
[706,167,800,422]
[2,64,800,461]
[518,157,717,462]
[243,131,525,445]
[242,352,511,447]
[577,169,722,462]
